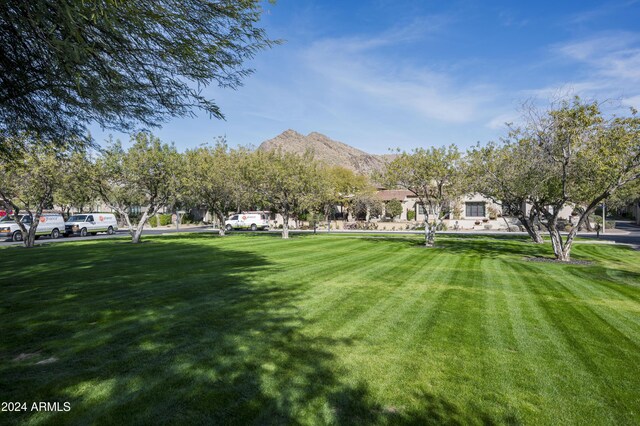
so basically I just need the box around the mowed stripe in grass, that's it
[0,233,639,425]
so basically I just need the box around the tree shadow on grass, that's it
[0,235,370,424]
[329,386,520,426]
[0,234,521,425]
[358,235,554,260]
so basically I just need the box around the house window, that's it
[465,202,485,217]
[416,203,425,215]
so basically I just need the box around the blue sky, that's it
[90,0,640,153]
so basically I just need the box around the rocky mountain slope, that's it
[258,130,390,175]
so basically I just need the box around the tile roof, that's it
[376,190,414,201]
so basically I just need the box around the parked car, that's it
[64,213,118,237]
[224,212,270,231]
[0,213,65,242]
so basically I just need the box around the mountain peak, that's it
[281,129,304,137]
[258,130,387,175]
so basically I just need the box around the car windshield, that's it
[1,214,27,222]
[67,215,87,222]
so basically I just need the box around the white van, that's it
[64,213,118,237]
[224,212,270,231]
[0,213,66,242]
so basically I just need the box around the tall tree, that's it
[0,135,68,247]
[519,98,640,261]
[94,133,184,244]
[326,166,370,221]
[352,193,383,221]
[246,150,323,239]
[0,1,276,150]
[607,179,640,214]
[185,140,248,236]
[54,150,97,216]
[382,145,463,246]
[466,140,544,243]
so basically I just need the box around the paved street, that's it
[0,225,214,246]
[2,221,640,249]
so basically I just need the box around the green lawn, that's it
[1,234,639,425]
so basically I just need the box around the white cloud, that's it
[621,94,640,109]
[555,32,640,81]
[301,21,496,124]
[525,32,640,108]
[498,10,529,28]
[486,113,519,130]
[567,1,640,25]
[328,15,454,53]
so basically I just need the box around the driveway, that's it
[581,221,640,249]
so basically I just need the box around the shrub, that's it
[407,210,416,221]
[487,206,498,220]
[354,221,378,230]
[474,220,481,225]
[181,213,195,225]
[436,222,448,231]
[385,199,403,219]
[452,204,463,220]
[150,213,173,227]
[484,224,493,230]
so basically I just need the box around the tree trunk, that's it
[561,231,577,261]
[21,206,44,248]
[324,205,332,233]
[10,212,30,248]
[547,224,570,261]
[282,212,290,239]
[121,211,134,236]
[519,216,544,244]
[131,210,151,244]
[131,205,158,244]
[502,216,511,232]
[24,225,38,248]
[571,207,592,231]
[584,215,594,231]
[423,219,429,246]
[427,222,436,246]
[216,211,226,236]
